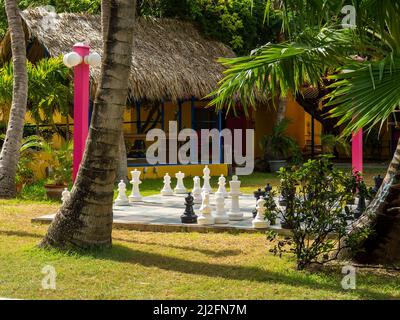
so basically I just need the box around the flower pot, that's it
[45,183,67,200]
[268,160,287,172]
[16,182,23,194]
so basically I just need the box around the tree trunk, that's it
[276,95,286,124]
[0,0,28,198]
[339,137,400,264]
[115,132,128,183]
[40,0,136,249]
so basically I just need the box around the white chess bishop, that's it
[129,169,143,202]
[202,165,213,193]
[197,191,215,225]
[174,171,187,194]
[214,193,229,224]
[192,176,202,204]
[161,173,174,196]
[115,180,129,206]
[215,174,228,198]
[252,197,269,229]
[61,188,70,204]
[228,175,243,221]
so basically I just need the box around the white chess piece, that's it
[215,174,228,198]
[174,171,187,194]
[115,180,129,206]
[129,169,143,202]
[214,193,229,224]
[202,165,213,193]
[197,191,215,225]
[252,197,269,228]
[161,173,174,196]
[192,176,202,204]
[228,175,243,220]
[61,188,70,204]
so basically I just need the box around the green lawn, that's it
[1,167,399,300]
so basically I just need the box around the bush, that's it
[265,156,368,270]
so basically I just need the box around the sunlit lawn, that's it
[1,167,399,300]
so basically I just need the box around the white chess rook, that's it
[129,169,143,202]
[215,174,228,198]
[197,191,215,225]
[202,165,213,193]
[174,171,187,194]
[61,188,70,204]
[228,175,243,221]
[192,176,202,204]
[115,180,129,206]
[214,193,229,224]
[161,173,174,196]
[252,197,269,228]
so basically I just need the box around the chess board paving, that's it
[32,193,290,235]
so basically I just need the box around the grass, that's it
[1,167,399,300]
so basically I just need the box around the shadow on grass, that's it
[113,237,242,258]
[78,244,398,300]
[0,229,43,239]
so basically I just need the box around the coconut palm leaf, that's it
[326,56,400,136]
[208,27,355,115]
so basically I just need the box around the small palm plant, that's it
[321,133,350,156]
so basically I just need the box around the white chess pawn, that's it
[215,174,228,198]
[192,176,202,204]
[161,173,174,196]
[61,188,70,204]
[115,180,129,206]
[202,165,213,193]
[197,191,215,225]
[129,169,143,202]
[228,175,243,221]
[214,193,229,224]
[252,197,269,228]
[174,171,187,194]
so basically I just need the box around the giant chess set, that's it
[60,165,283,230]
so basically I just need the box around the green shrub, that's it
[265,156,369,270]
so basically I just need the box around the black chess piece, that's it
[265,183,272,193]
[181,193,198,223]
[252,188,264,218]
[354,194,366,219]
[372,175,383,195]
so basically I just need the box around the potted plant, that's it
[260,118,300,172]
[42,141,73,200]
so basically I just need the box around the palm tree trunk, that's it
[339,137,400,264]
[40,0,136,249]
[0,0,28,198]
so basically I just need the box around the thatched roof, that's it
[3,7,235,101]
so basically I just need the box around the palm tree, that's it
[0,0,28,198]
[40,0,137,249]
[209,0,400,263]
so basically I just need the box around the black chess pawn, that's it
[265,183,272,193]
[372,175,383,195]
[181,193,198,223]
[252,188,263,218]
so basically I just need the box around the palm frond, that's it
[326,56,400,136]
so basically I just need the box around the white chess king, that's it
[192,176,202,204]
[129,169,143,202]
[115,180,130,206]
[61,188,70,204]
[202,165,213,193]
[214,193,229,224]
[197,191,215,225]
[161,173,174,196]
[228,175,243,221]
[174,171,187,194]
[252,197,269,228]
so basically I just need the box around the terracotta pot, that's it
[16,182,23,194]
[45,183,67,200]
